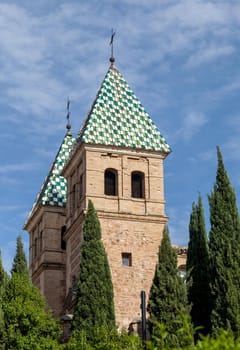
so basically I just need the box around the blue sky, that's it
[0,0,240,272]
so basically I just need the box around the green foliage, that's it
[1,273,60,349]
[147,226,189,348]
[0,251,5,289]
[194,330,240,350]
[0,237,60,349]
[208,147,240,335]
[11,235,29,276]
[0,251,8,348]
[65,326,142,350]
[65,324,240,350]
[186,195,211,336]
[146,322,240,350]
[72,200,115,338]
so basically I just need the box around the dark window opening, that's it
[122,252,132,267]
[40,231,43,252]
[34,238,37,258]
[71,184,76,214]
[79,175,83,200]
[104,169,118,196]
[131,171,145,198]
[61,226,66,250]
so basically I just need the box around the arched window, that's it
[61,226,66,250]
[104,169,118,196]
[79,174,83,200]
[131,171,145,198]
[39,231,43,252]
[70,184,76,214]
[34,237,38,258]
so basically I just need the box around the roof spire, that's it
[66,97,71,135]
[109,29,116,66]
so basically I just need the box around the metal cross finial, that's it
[109,29,116,65]
[66,97,71,134]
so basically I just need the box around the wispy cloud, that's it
[0,4,70,120]
[0,176,19,185]
[0,0,239,129]
[223,79,240,95]
[223,137,240,161]
[186,45,235,68]
[167,206,190,246]
[177,112,208,141]
[199,150,215,162]
[0,0,240,275]
[187,149,215,164]
[0,204,23,211]
[0,163,41,174]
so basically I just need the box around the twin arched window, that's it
[104,169,145,199]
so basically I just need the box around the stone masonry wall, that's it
[64,145,168,328]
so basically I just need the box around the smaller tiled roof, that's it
[25,132,75,224]
[78,66,171,153]
[40,133,75,206]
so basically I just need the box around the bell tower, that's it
[62,62,171,328]
[25,50,171,328]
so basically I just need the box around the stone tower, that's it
[24,131,75,317]
[62,62,171,328]
[25,60,171,329]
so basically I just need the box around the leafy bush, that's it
[146,324,240,350]
[64,326,143,350]
[2,273,60,350]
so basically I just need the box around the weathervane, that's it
[109,29,116,65]
[66,97,71,134]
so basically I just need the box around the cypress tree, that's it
[11,235,28,276]
[72,200,115,337]
[208,147,240,335]
[148,226,188,347]
[186,195,211,337]
[0,251,7,346]
[0,250,7,292]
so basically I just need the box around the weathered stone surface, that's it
[26,144,186,327]
[63,145,169,328]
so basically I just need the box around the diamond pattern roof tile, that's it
[40,134,75,207]
[78,66,171,153]
[25,133,75,222]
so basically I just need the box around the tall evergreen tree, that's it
[148,226,188,347]
[72,200,115,338]
[0,251,7,347]
[187,196,211,336]
[0,251,8,293]
[208,147,240,335]
[11,235,28,276]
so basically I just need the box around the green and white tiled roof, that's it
[78,66,171,153]
[40,133,75,206]
[27,133,75,220]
